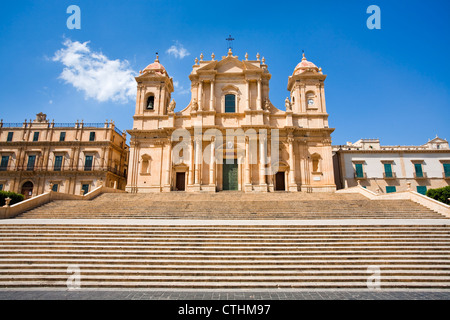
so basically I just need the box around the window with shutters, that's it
[54,156,63,171]
[225,94,236,113]
[416,186,427,195]
[386,186,396,193]
[0,156,9,171]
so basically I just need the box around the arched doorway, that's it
[21,181,34,199]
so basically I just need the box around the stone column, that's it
[259,133,267,191]
[164,140,172,191]
[104,148,110,171]
[210,81,215,111]
[300,84,306,113]
[194,137,202,186]
[320,83,327,113]
[209,137,215,187]
[288,136,296,190]
[246,81,250,110]
[198,81,203,111]
[257,80,262,110]
[244,136,252,192]
[189,140,194,186]
[100,147,106,168]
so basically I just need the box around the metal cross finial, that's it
[226,35,235,50]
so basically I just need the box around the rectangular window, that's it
[54,156,63,171]
[6,132,13,142]
[355,163,364,178]
[89,132,96,141]
[84,155,93,171]
[414,163,423,177]
[33,132,39,141]
[417,186,427,195]
[0,156,9,171]
[384,163,393,178]
[59,132,66,142]
[27,155,36,171]
[444,164,450,178]
[51,184,59,192]
[0,184,3,191]
[386,186,396,193]
[225,94,236,113]
[81,184,89,195]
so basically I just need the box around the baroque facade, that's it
[0,113,129,198]
[333,137,450,194]
[126,50,336,193]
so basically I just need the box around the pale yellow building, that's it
[0,113,129,198]
[126,50,336,193]
[333,137,450,194]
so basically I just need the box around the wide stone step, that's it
[2,263,449,271]
[1,280,449,289]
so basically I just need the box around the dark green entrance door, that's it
[223,159,238,191]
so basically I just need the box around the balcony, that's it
[383,172,397,179]
[414,172,428,179]
[354,172,367,179]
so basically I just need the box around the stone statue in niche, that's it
[263,98,270,111]
[285,97,292,111]
[191,98,198,112]
[168,99,176,113]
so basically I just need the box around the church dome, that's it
[142,55,168,76]
[293,53,319,75]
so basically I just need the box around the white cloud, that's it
[173,79,190,95]
[52,39,136,103]
[166,41,190,59]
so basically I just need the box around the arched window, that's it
[225,94,236,113]
[146,95,155,110]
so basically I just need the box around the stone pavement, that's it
[1,289,450,300]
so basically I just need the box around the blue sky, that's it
[0,0,448,146]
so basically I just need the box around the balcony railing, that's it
[414,172,427,179]
[0,123,23,128]
[383,172,397,179]
[53,123,77,128]
[1,165,127,178]
[354,172,367,179]
[1,122,124,134]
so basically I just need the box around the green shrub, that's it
[0,191,25,206]
[426,186,450,205]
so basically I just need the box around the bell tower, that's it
[134,55,174,119]
[287,53,329,129]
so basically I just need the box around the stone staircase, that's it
[2,192,449,289]
[0,223,449,289]
[16,192,447,219]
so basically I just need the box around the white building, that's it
[333,137,450,194]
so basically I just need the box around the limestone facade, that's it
[333,137,450,194]
[0,113,129,198]
[126,51,336,193]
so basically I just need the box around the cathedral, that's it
[126,49,336,193]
